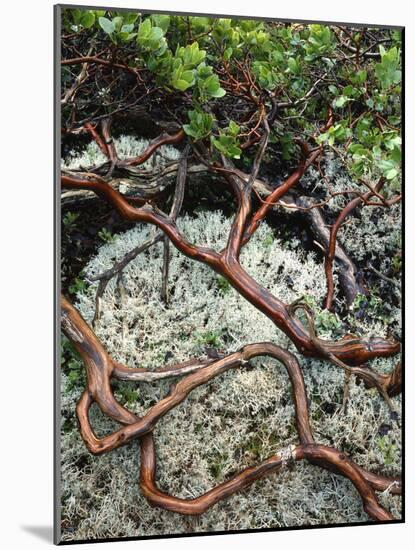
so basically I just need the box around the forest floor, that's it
[59,133,402,542]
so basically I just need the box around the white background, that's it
[1,0,412,548]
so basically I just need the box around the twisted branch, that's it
[61,295,400,520]
[323,178,386,311]
[61,171,399,366]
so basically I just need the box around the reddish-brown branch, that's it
[74,341,313,455]
[385,361,402,398]
[140,436,394,519]
[112,357,213,382]
[61,173,221,268]
[240,134,262,150]
[243,107,334,246]
[288,301,401,403]
[61,295,400,520]
[60,29,401,525]
[242,142,311,243]
[121,129,185,167]
[84,122,109,157]
[294,445,394,521]
[223,119,270,261]
[61,173,399,366]
[90,145,190,298]
[61,56,142,76]
[323,178,385,310]
[101,119,118,164]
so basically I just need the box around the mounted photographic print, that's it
[55,4,404,544]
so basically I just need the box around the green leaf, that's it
[375,46,401,89]
[183,110,214,140]
[71,9,82,25]
[119,32,137,42]
[80,11,95,29]
[343,84,354,96]
[211,121,241,159]
[228,121,240,135]
[197,63,213,78]
[212,136,241,159]
[123,12,139,25]
[223,47,233,61]
[112,16,123,32]
[149,26,164,41]
[173,79,191,91]
[151,14,170,33]
[138,18,152,38]
[287,57,299,74]
[209,87,226,98]
[98,17,115,35]
[204,75,220,92]
[385,168,398,180]
[182,69,195,83]
[176,43,206,69]
[121,23,134,33]
[315,132,328,144]
[334,96,348,108]
[356,69,367,83]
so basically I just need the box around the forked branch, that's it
[61,172,400,366]
[61,294,400,521]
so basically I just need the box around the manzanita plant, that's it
[60,8,402,531]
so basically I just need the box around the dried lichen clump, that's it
[61,134,181,171]
[60,211,401,541]
[305,155,401,261]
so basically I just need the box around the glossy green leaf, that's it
[98,17,115,35]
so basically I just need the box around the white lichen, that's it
[61,134,181,171]
[300,153,401,265]
[61,208,401,541]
